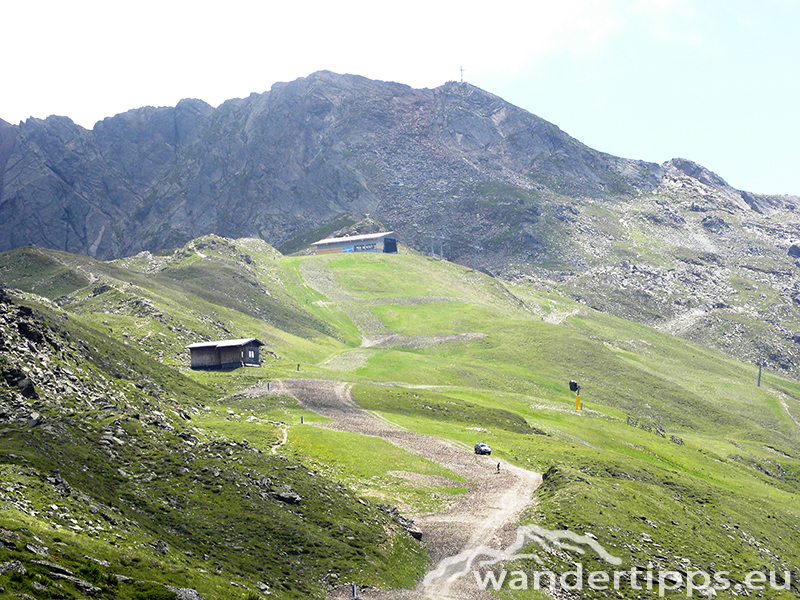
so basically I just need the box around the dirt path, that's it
[270,423,288,455]
[265,379,542,600]
[772,389,800,429]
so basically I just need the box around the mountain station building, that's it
[311,232,398,255]
[186,338,264,370]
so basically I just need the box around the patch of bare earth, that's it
[263,379,541,600]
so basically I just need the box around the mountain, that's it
[2,70,800,379]
[2,70,795,262]
[1,239,799,599]
[0,70,654,261]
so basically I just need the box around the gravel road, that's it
[265,379,542,600]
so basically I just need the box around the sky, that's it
[3,0,798,195]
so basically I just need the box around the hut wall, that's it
[243,343,261,366]
[190,347,221,369]
[218,347,245,369]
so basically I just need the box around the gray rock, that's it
[0,560,26,574]
[46,471,71,496]
[701,215,729,233]
[271,488,302,504]
[165,585,210,600]
[25,541,48,556]
[47,572,101,594]
[1,367,38,399]
[30,559,73,575]
[398,516,423,540]
[0,536,16,550]
[0,72,669,262]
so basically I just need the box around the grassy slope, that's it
[1,241,799,598]
[290,252,800,598]
[0,246,426,599]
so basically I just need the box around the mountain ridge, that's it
[3,71,800,380]
[2,70,796,263]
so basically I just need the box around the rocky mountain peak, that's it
[0,71,797,270]
[664,157,731,189]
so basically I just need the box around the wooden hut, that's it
[186,338,264,370]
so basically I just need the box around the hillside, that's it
[2,71,800,382]
[1,237,799,598]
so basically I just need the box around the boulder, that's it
[2,367,38,399]
[0,560,25,575]
[166,586,210,600]
[271,489,302,505]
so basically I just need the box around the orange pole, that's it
[576,394,581,410]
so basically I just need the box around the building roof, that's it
[185,338,264,350]
[311,231,395,246]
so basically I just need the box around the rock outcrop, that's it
[7,71,793,266]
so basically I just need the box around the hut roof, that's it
[311,231,395,246]
[185,338,264,350]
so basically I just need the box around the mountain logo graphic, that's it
[422,524,622,590]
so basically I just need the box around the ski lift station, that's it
[311,232,398,255]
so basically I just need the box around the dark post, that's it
[569,380,581,411]
[758,361,765,386]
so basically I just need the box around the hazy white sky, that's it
[3,0,798,194]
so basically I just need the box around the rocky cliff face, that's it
[2,72,797,263]
[0,70,745,262]
[0,73,404,258]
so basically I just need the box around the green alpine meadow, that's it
[1,236,799,599]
